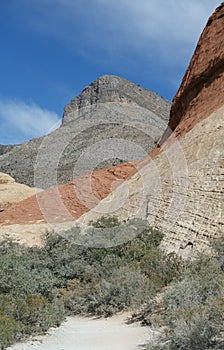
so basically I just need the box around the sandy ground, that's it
[8,314,152,350]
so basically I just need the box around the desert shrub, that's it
[0,294,64,336]
[0,239,66,347]
[0,315,20,349]
[140,251,183,293]
[0,241,58,298]
[211,235,224,271]
[146,254,224,350]
[70,266,150,316]
[183,255,224,302]
[43,233,97,285]
[89,215,120,228]
[162,300,224,350]
[57,219,166,316]
[14,295,65,334]
[117,227,164,263]
[211,235,224,256]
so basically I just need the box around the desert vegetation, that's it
[0,217,223,349]
[145,237,224,350]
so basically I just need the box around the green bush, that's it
[0,315,20,349]
[0,294,65,337]
[140,251,183,292]
[15,295,65,334]
[159,299,224,350]
[211,235,224,271]
[0,241,57,298]
[146,254,224,350]
[89,215,120,228]
[70,266,150,316]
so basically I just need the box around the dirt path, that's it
[8,314,151,350]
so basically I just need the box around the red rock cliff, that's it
[160,2,224,144]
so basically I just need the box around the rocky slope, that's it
[0,172,35,212]
[0,76,170,187]
[0,144,15,156]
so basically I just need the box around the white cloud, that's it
[22,0,220,85]
[0,99,61,141]
[30,0,220,55]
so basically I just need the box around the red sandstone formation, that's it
[159,2,224,145]
[0,3,223,227]
[0,163,137,225]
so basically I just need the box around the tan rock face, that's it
[0,172,15,185]
[0,172,36,212]
[160,3,224,144]
[79,106,224,256]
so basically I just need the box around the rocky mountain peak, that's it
[62,75,170,126]
[0,75,170,187]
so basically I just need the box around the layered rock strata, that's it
[79,106,224,257]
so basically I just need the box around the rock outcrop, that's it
[0,76,170,187]
[0,172,36,212]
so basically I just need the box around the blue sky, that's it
[0,0,221,145]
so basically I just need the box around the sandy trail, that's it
[8,314,151,350]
